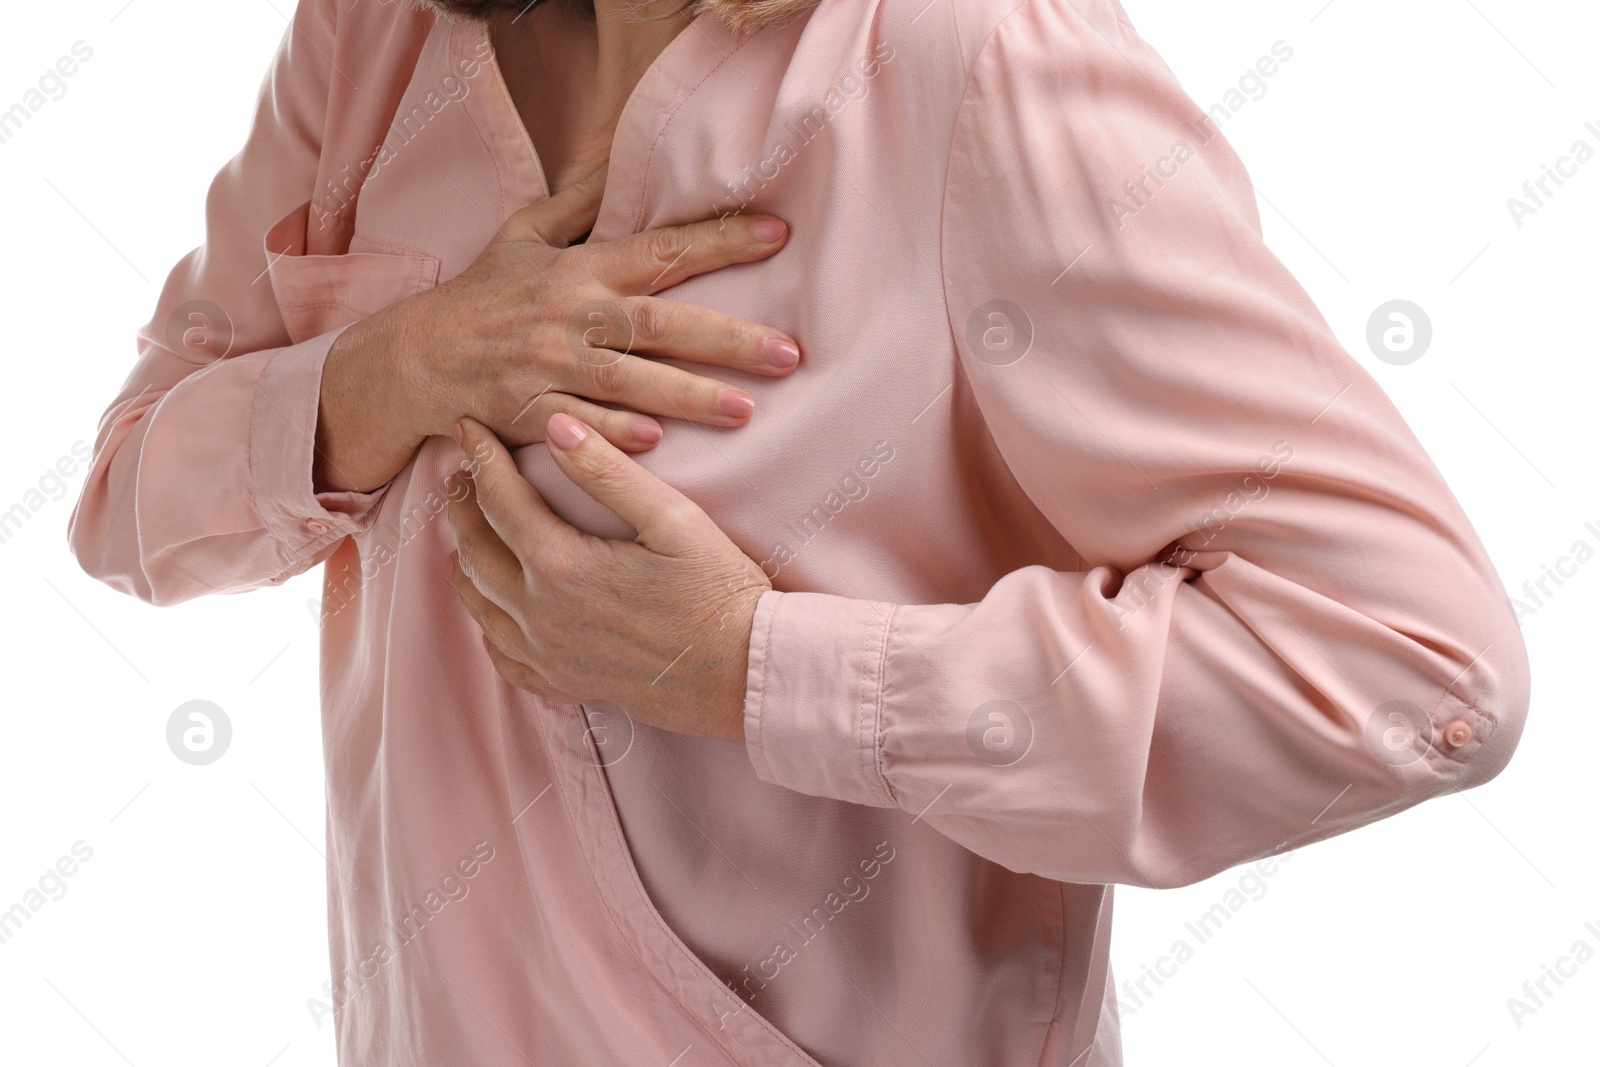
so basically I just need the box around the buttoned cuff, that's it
[743,589,900,809]
[249,322,390,560]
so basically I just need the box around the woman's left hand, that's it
[445,412,769,744]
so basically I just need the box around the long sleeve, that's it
[66,0,393,606]
[740,0,1531,888]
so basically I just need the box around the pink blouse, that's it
[67,0,1530,1063]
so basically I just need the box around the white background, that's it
[1,1,1595,1064]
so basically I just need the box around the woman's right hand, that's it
[314,163,799,494]
[411,162,799,449]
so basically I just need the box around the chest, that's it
[321,12,966,570]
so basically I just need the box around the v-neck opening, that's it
[459,9,748,239]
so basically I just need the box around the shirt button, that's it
[1444,719,1473,747]
[307,519,329,535]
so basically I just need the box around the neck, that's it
[594,0,698,97]
[488,0,698,191]
[506,0,696,115]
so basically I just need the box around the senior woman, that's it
[69,0,1530,1062]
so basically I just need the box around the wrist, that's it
[712,586,764,745]
[364,292,453,442]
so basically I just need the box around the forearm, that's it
[314,303,444,495]
[742,546,1527,889]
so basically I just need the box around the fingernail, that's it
[547,412,589,450]
[452,420,464,447]
[717,390,755,419]
[763,337,800,368]
[750,218,786,243]
[630,420,663,444]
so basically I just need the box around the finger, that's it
[615,296,800,377]
[451,550,582,704]
[585,214,787,295]
[444,472,528,619]
[453,416,579,561]
[503,159,609,248]
[451,552,578,706]
[479,633,582,705]
[448,549,531,655]
[555,349,757,428]
[511,389,664,451]
[544,412,710,555]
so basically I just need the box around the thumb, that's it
[543,412,706,555]
[507,159,609,248]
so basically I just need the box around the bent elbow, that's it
[66,490,209,608]
[66,507,161,606]
[1380,604,1532,811]
[1433,621,1531,794]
